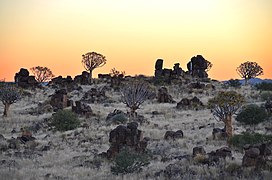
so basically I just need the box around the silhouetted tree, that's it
[208,91,244,138]
[110,68,125,78]
[30,66,54,83]
[82,52,107,83]
[236,61,263,85]
[121,81,154,117]
[0,84,21,117]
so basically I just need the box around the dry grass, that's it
[0,81,271,179]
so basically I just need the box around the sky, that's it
[0,0,271,81]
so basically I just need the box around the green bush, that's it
[255,82,272,91]
[260,91,272,101]
[227,79,241,88]
[50,110,80,131]
[236,104,268,125]
[229,132,272,149]
[111,149,150,175]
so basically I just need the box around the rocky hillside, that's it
[0,76,271,180]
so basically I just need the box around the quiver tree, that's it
[0,84,21,117]
[236,61,263,85]
[121,81,155,117]
[208,91,244,138]
[82,52,107,83]
[30,66,54,83]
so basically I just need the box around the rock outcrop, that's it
[106,122,148,159]
[14,68,38,88]
[157,87,175,103]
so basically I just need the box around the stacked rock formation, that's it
[106,122,148,159]
[14,68,38,88]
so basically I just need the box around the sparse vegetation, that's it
[0,84,21,117]
[111,148,150,175]
[121,81,155,117]
[82,51,107,83]
[229,132,272,149]
[208,91,244,138]
[30,66,54,83]
[236,61,263,85]
[236,104,268,125]
[50,110,80,131]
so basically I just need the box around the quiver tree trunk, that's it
[88,71,93,84]
[3,103,11,117]
[223,115,233,138]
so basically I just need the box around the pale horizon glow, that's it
[0,0,271,81]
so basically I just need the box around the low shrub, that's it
[50,110,80,131]
[111,149,150,175]
[236,104,268,125]
[229,132,272,149]
[227,79,241,88]
[255,82,272,91]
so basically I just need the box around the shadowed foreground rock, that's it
[106,122,149,159]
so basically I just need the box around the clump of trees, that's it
[30,66,54,83]
[236,61,263,85]
[208,91,244,138]
[121,81,154,117]
[0,84,21,117]
[82,51,107,83]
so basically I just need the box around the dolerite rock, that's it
[212,127,227,140]
[193,146,206,156]
[74,71,90,85]
[81,88,107,103]
[106,122,148,159]
[157,87,175,103]
[164,130,184,140]
[14,68,38,88]
[72,101,93,117]
[187,55,209,78]
[50,89,69,111]
[242,143,272,167]
[49,75,77,91]
[176,96,204,110]
[106,109,128,124]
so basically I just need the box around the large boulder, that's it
[164,130,183,140]
[14,68,38,88]
[187,55,209,78]
[193,146,206,157]
[157,87,175,103]
[72,101,93,117]
[106,122,148,159]
[50,89,69,111]
[176,96,204,110]
[242,143,272,167]
[106,109,128,124]
[81,88,107,103]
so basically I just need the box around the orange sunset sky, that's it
[0,0,271,81]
